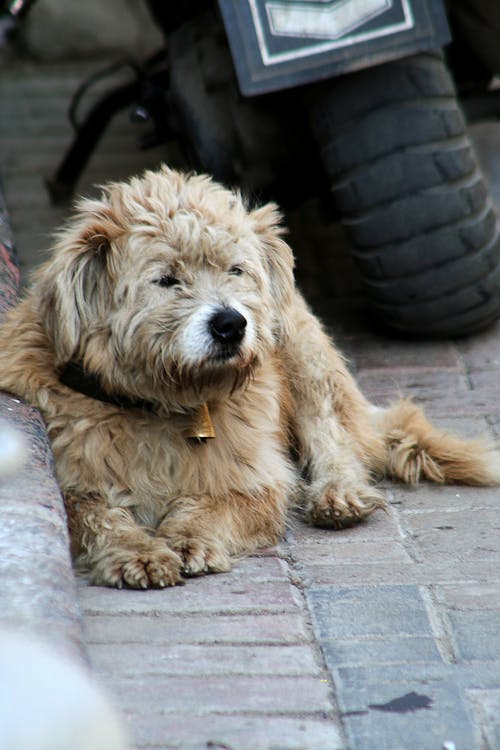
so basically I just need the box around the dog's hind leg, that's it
[375,399,500,486]
[295,421,387,529]
[64,495,184,589]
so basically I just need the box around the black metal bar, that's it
[46,79,142,204]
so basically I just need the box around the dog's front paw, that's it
[305,482,386,529]
[158,531,232,577]
[89,544,184,589]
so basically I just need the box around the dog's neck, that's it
[58,361,216,441]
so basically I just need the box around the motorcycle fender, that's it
[218,0,450,96]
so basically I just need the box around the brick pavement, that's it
[1,54,499,750]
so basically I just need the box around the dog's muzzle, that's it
[209,307,247,356]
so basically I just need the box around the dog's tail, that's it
[376,399,500,486]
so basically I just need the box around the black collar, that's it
[59,362,216,442]
[59,361,156,413]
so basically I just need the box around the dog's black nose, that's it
[209,308,247,345]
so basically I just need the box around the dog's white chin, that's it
[162,358,256,410]
[178,302,256,369]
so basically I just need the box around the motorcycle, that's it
[4,0,500,336]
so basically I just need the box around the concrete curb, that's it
[0,181,85,663]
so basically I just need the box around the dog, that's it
[0,166,498,589]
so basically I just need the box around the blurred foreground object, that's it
[0,419,26,479]
[0,631,129,750]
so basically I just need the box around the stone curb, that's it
[0,181,85,663]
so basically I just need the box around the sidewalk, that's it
[1,51,499,750]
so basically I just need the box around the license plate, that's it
[218,0,450,95]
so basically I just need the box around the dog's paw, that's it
[158,533,232,577]
[305,482,386,529]
[90,545,184,589]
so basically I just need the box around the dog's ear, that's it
[251,203,295,341]
[36,195,123,365]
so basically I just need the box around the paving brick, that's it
[307,585,432,640]
[338,680,475,750]
[391,483,500,513]
[83,613,311,645]
[467,689,500,750]
[80,553,289,587]
[292,539,412,566]
[89,643,321,677]
[356,370,469,403]
[203,554,291,579]
[320,635,441,668]
[104,675,333,715]
[334,661,500,749]
[336,660,500,691]
[448,610,500,661]
[356,370,499,418]
[469,368,500,395]
[335,662,477,750]
[435,582,500,611]
[460,661,500,688]
[402,509,500,561]
[299,558,498,586]
[79,564,302,616]
[417,414,493,439]
[489,414,500,438]
[416,390,500,418]
[457,320,500,371]
[129,714,345,750]
[351,338,462,372]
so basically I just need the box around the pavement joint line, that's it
[418,585,458,665]
[87,639,311,647]
[465,690,497,750]
[400,505,498,515]
[356,365,466,375]
[276,544,350,745]
[455,344,473,383]
[387,509,425,564]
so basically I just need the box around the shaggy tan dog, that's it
[0,166,498,588]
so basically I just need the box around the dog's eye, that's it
[155,275,180,288]
[229,265,243,276]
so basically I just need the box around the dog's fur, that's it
[0,166,498,588]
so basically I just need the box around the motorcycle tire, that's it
[306,51,500,336]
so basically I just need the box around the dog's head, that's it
[36,166,295,407]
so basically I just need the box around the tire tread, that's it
[307,53,500,335]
